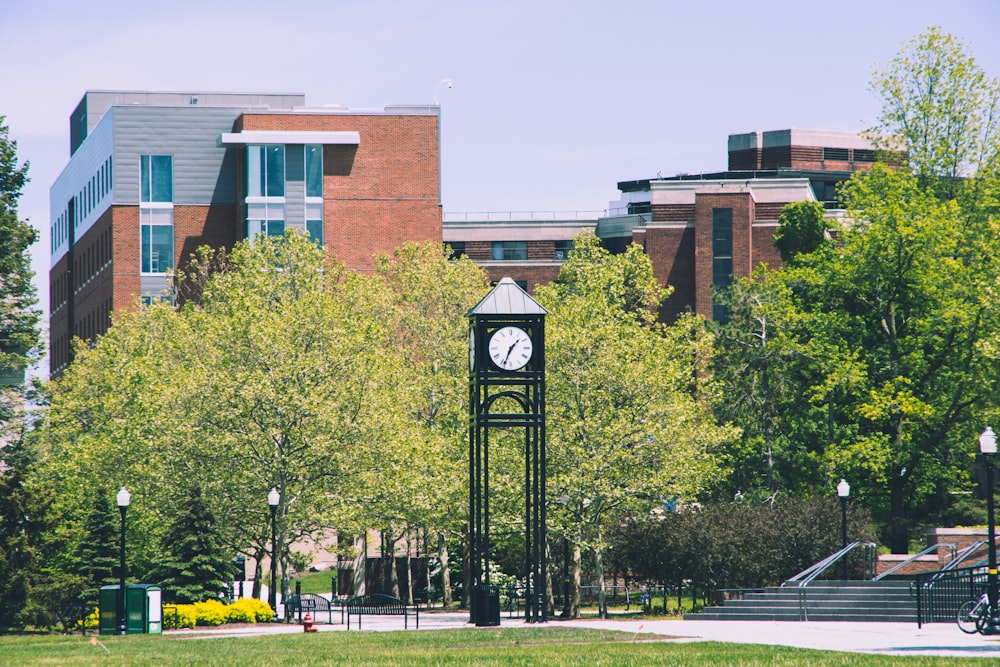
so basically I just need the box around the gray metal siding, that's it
[113,106,242,206]
[285,181,305,227]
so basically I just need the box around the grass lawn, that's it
[0,627,989,667]
[291,570,336,596]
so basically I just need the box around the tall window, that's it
[141,155,173,202]
[246,146,286,240]
[711,208,733,322]
[305,145,323,245]
[140,155,173,273]
[246,145,285,197]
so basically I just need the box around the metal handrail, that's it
[785,541,876,588]
[941,541,989,571]
[874,543,957,580]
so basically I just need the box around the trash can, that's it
[99,585,123,635]
[473,584,500,627]
[125,584,162,634]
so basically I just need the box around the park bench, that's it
[285,593,337,624]
[345,594,417,630]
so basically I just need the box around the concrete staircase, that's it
[685,580,917,622]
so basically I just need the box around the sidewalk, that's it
[170,612,1000,658]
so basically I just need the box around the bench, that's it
[345,594,417,630]
[285,593,337,624]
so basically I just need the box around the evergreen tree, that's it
[73,492,121,600]
[0,436,39,631]
[149,486,231,603]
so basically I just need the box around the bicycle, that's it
[957,592,994,634]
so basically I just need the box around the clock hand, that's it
[502,338,521,366]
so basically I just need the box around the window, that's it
[246,145,285,197]
[141,208,174,273]
[554,240,574,260]
[448,242,466,259]
[140,155,174,274]
[712,208,733,323]
[823,147,849,162]
[853,149,876,163]
[141,155,173,202]
[492,241,527,261]
[247,219,286,238]
[306,145,322,197]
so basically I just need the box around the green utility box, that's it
[126,584,163,634]
[98,585,122,635]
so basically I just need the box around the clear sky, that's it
[3,0,999,374]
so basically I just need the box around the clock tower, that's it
[467,278,547,625]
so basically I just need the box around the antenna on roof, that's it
[434,79,453,105]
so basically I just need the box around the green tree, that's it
[868,27,1000,197]
[773,201,830,265]
[73,492,121,601]
[536,232,734,618]
[148,486,232,603]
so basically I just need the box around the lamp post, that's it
[980,427,1000,634]
[268,487,280,620]
[837,479,850,581]
[116,486,131,635]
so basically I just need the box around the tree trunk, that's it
[405,529,414,605]
[570,544,582,619]
[461,529,470,610]
[595,540,607,619]
[544,538,554,617]
[384,531,400,598]
[438,531,452,607]
[252,546,266,599]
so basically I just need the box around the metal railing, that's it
[915,565,988,627]
[874,543,957,580]
[444,211,604,223]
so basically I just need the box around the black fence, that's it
[915,565,988,627]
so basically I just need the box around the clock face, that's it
[469,329,476,371]
[488,326,533,371]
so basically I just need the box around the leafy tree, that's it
[148,486,232,603]
[773,201,830,265]
[536,232,734,618]
[867,27,1000,197]
[0,117,41,409]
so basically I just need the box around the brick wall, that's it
[483,264,561,294]
[640,226,696,323]
[693,192,754,319]
[237,112,442,271]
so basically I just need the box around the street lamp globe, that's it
[117,486,131,508]
[981,426,997,454]
[268,487,280,508]
[837,479,850,498]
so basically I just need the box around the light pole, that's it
[268,487,280,620]
[980,427,1000,634]
[837,479,850,581]
[116,486,131,635]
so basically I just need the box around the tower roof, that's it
[468,277,548,317]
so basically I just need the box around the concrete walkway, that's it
[171,612,1000,658]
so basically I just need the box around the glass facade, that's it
[245,145,322,243]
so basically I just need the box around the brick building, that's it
[49,91,442,375]
[444,128,885,322]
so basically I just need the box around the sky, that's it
[3,0,1000,374]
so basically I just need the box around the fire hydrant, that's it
[302,612,317,633]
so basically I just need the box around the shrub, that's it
[193,599,228,626]
[163,604,197,629]
[227,598,274,623]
